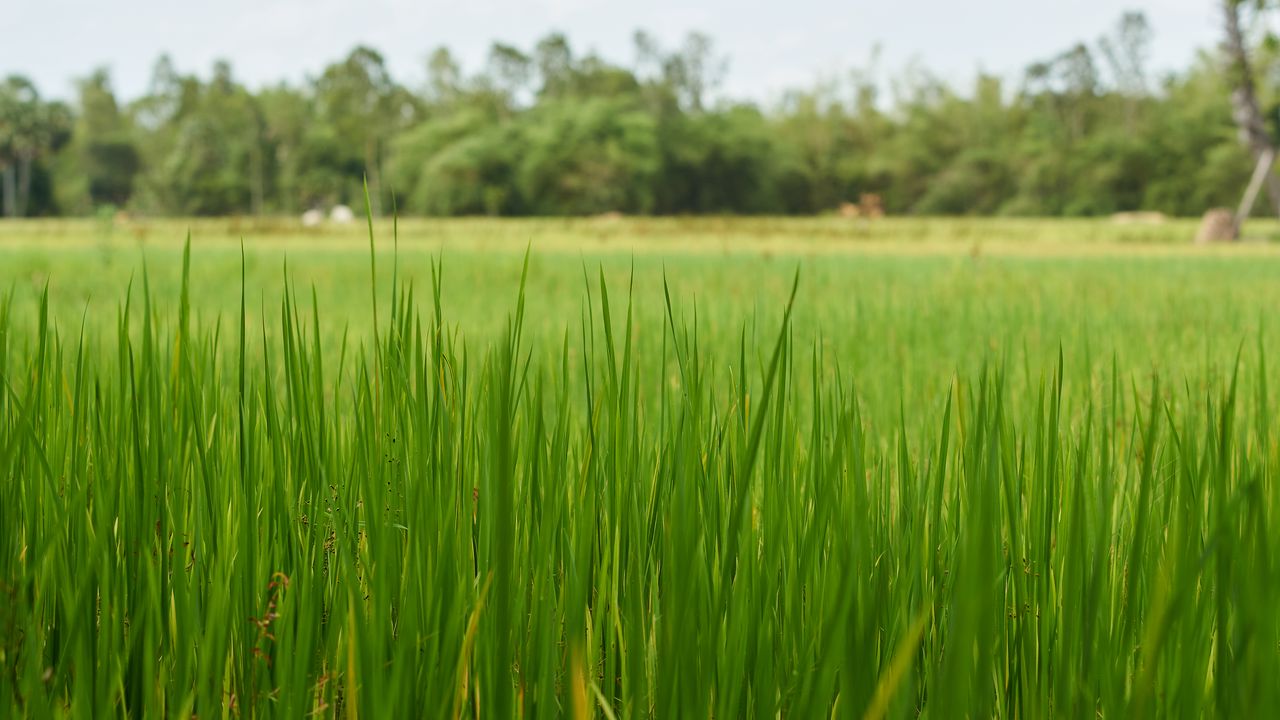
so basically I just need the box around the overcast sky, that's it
[3,0,1221,104]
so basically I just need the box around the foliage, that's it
[0,76,72,217]
[2,13,1277,217]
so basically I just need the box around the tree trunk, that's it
[1223,0,1280,216]
[1,163,15,218]
[17,153,33,218]
[1236,147,1275,235]
[251,142,264,216]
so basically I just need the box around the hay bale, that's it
[1194,208,1238,244]
[330,205,355,224]
[838,202,861,219]
[860,193,884,219]
[301,208,324,228]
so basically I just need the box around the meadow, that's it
[3,216,1280,717]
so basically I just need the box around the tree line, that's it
[0,12,1270,218]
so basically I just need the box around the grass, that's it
[3,217,1280,716]
[7,216,1280,420]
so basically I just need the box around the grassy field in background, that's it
[4,217,1280,716]
[3,216,1280,418]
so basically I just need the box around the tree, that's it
[534,33,576,98]
[426,47,463,106]
[632,31,727,113]
[665,33,727,113]
[0,17,1273,220]
[485,43,533,109]
[1099,12,1152,97]
[69,69,141,210]
[1098,11,1152,132]
[133,61,267,215]
[1222,0,1280,226]
[314,47,415,215]
[0,76,72,217]
[516,96,659,214]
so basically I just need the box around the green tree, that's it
[516,96,659,214]
[132,61,266,215]
[0,76,71,217]
[3,14,1275,220]
[314,46,419,214]
[392,109,517,215]
[59,69,142,212]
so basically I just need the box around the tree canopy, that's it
[2,14,1274,218]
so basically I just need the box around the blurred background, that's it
[0,1,1271,220]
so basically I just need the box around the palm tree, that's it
[0,76,71,217]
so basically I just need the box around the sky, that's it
[3,0,1221,104]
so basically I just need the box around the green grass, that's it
[7,216,1280,419]
[3,218,1280,717]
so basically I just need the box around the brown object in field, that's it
[595,210,624,222]
[1194,208,1238,244]
[860,193,884,219]
[838,202,861,219]
[112,209,150,242]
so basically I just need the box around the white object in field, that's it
[330,205,356,224]
[301,208,324,227]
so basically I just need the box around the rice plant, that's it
[2,231,1279,718]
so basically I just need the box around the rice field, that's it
[3,217,1280,717]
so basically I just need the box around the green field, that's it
[4,218,1280,716]
[7,216,1280,415]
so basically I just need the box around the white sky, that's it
[3,0,1220,104]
